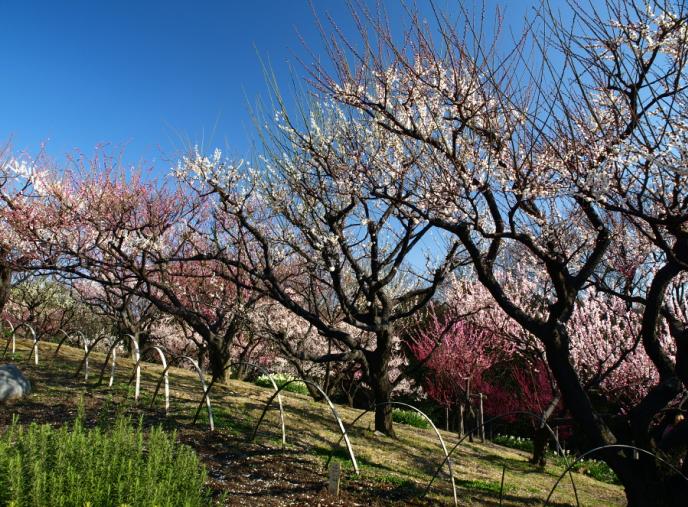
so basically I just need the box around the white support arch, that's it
[96,335,140,399]
[53,329,89,366]
[190,361,286,446]
[128,346,170,414]
[125,334,141,400]
[75,333,113,382]
[1,319,15,357]
[109,348,117,387]
[14,323,39,365]
[252,378,358,474]
[2,322,37,364]
[179,356,214,431]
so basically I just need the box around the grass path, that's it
[0,338,626,506]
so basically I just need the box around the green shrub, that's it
[0,415,208,507]
[391,408,430,429]
[555,456,620,485]
[494,434,619,485]
[254,373,309,396]
[493,433,534,452]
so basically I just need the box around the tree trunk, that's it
[374,392,395,437]
[622,472,688,507]
[233,362,249,381]
[530,395,560,466]
[543,326,616,448]
[369,361,395,436]
[197,343,208,373]
[0,260,11,315]
[539,326,686,506]
[367,327,396,437]
[466,403,476,443]
[530,426,549,467]
[208,338,232,382]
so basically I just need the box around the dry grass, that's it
[1,338,626,506]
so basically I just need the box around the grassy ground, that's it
[0,338,626,506]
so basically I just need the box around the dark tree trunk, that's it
[137,331,150,352]
[233,362,249,381]
[368,328,396,437]
[372,379,394,436]
[304,380,325,401]
[196,343,208,372]
[206,319,241,382]
[530,427,549,467]
[530,395,560,466]
[466,403,477,443]
[543,326,616,448]
[621,471,688,507]
[0,261,11,314]
[208,338,232,382]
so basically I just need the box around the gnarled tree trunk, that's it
[368,327,396,437]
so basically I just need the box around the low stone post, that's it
[328,462,341,496]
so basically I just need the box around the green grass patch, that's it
[494,434,619,485]
[0,414,208,507]
[376,473,415,488]
[493,433,534,452]
[254,373,309,396]
[555,456,620,485]
[392,408,429,429]
[456,478,511,494]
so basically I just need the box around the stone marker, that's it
[0,364,31,402]
[328,462,341,496]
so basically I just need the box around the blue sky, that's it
[0,1,540,175]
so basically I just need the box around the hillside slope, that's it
[0,338,625,506]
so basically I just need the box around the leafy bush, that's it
[0,415,208,507]
[494,434,619,485]
[392,408,430,429]
[254,372,309,396]
[556,456,620,485]
[493,433,534,452]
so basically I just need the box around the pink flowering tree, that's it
[13,154,261,381]
[0,146,48,315]
[70,274,162,352]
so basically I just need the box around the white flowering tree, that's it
[178,100,464,435]
[304,0,688,504]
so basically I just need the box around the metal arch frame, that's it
[544,444,688,506]
[54,330,90,377]
[1,319,15,357]
[189,361,287,446]
[53,329,89,358]
[127,345,170,414]
[251,378,359,475]
[423,410,579,507]
[23,323,40,365]
[75,333,116,382]
[52,328,72,355]
[175,355,214,431]
[325,401,457,507]
[149,355,214,430]
[4,322,39,365]
[95,334,141,399]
